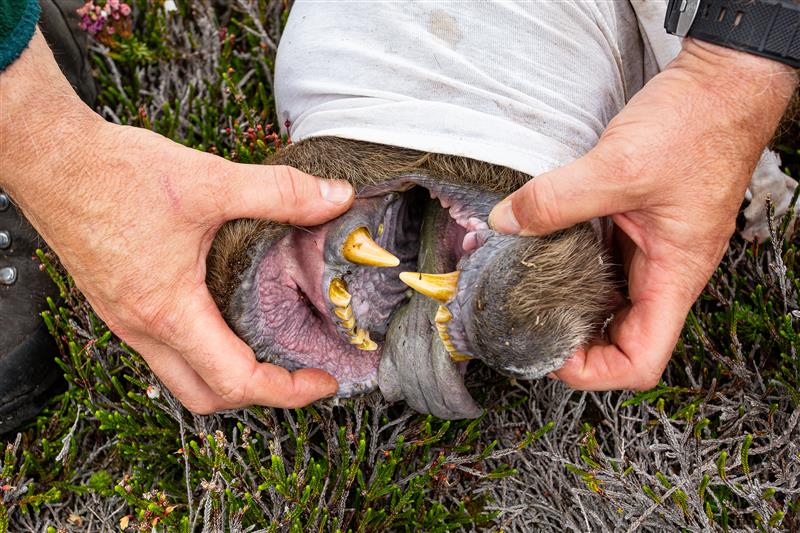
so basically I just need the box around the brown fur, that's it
[514,226,613,317]
[476,224,616,369]
[207,218,282,316]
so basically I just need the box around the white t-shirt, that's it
[275,1,680,177]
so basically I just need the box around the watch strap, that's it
[665,0,800,68]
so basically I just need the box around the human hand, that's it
[1,31,354,413]
[488,39,797,390]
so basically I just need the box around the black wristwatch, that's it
[665,0,800,68]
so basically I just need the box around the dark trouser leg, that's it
[39,0,97,106]
[0,1,96,434]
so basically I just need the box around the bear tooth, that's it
[342,227,400,267]
[334,305,353,321]
[398,271,459,303]
[329,278,352,308]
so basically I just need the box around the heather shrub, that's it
[3,2,800,531]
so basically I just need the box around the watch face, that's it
[669,0,703,37]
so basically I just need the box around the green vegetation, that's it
[3,1,800,530]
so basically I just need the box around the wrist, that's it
[647,38,798,190]
[681,37,797,82]
[673,39,797,135]
[0,29,106,205]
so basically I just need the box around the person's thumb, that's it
[216,161,354,225]
[488,152,635,236]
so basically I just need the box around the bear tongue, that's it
[378,198,482,419]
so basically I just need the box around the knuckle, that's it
[598,138,644,182]
[264,167,291,214]
[217,388,247,407]
[96,308,129,336]
[208,160,243,219]
[590,142,650,204]
[207,155,229,178]
[281,393,310,409]
[213,375,250,407]
[272,165,305,204]
[182,398,219,415]
[704,183,741,213]
[140,303,181,338]
[521,177,563,230]
[632,370,663,391]
[123,299,191,348]
[102,301,163,340]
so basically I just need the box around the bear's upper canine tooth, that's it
[398,271,459,303]
[342,227,400,267]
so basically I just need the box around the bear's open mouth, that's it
[230,175,502,401]
[227,170,617,419]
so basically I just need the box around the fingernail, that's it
[488,200,522,234]
[320,179,353,204]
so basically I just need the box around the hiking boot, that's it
[0,1,96,434]
[0,192,63,434]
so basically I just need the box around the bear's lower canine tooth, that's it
[398,271,459,303]
[329,278,352,308]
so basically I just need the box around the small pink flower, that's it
[120,3,131,16]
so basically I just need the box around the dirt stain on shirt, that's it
[427,9,462,49]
